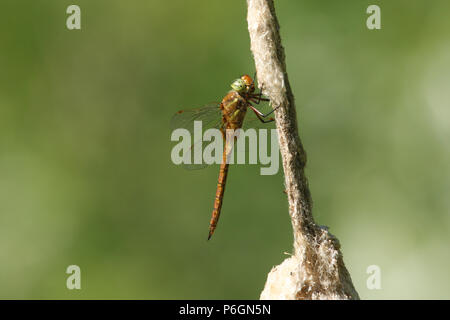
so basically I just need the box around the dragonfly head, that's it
[230,74,255,94]
[231,78,247,93]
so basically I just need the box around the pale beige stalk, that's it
[247,0,359,300]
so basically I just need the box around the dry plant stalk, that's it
[246,0,360,300]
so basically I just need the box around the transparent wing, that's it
[171,103,223,132]
[171,103,223,170]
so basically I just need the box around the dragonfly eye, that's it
[231,79,246,92]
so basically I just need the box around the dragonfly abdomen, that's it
[208,151,230,240]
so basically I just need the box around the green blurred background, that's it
[0,0,449,299]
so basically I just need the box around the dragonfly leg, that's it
[249,103,280,119]
[255,82,272,103]
[249,104,276,123]
[249,95,270,104]
[249,82,270,104]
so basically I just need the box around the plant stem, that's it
[247,0,359,300]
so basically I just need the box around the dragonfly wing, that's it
[171,103,223,170]
[171,103,222,131]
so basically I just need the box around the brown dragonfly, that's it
[171,74,278,240]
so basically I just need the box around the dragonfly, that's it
[171,74,278,240]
